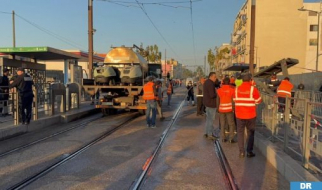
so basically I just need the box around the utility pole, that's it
[12,10,16,47]
[204,55,206,76]
[88,0,94,79]
[249,0,256,76]
[164,49,167,79]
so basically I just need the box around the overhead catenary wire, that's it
[134,0,181,60]
[0,11,11,14]
[8,12,86,50]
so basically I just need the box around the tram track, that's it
[0,113,104,158]
[130,100,185,190]
[6,113,139,190]
[214,140,239,190]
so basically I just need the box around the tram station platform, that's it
[0,101,99,140]
[142,102,290,189]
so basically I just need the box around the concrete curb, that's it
[254,131,319,182]
[0,108,99,141]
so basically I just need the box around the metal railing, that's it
[257,91,322,173]
[0,82,82,126]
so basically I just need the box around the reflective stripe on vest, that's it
[277,90,291,96]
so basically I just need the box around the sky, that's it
[0,0,320,68]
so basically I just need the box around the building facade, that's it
[216,43,232,75]
[302,3,322,72]
[231,0,307,74]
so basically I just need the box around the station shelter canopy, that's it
[0,46,104,62]
[223,63,256,72]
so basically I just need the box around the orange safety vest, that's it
[277,80,293,97]
[217,85,234,113]
[143,82,155,100]
[167,83,173,95]
[233,82,262,119]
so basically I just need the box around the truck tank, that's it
[93,65,118,85]
[104,46,148,85]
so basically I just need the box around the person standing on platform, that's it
[196,78,205,115]
[166,79,173,106]
[143,77,157,128]
[277,77,293,113]
[217,77,236,143]
[186,81,195,106]
[267,73,280,93]
[0,68,9,116]
[233,73,262,158]
[155,80,165,120]
[203,72,218,140]
[9,67,34,125]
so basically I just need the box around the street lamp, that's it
[298,7,321,72]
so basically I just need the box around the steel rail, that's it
[0,114,103,158]
[214,140,239,190]
[7,114,139,190]
[130,100,185,190]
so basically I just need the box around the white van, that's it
[185,78,193,86]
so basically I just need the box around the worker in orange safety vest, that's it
[166,79,173,106]
[277,77,293,113]
[233,73,262,158]
[143,77,157,128]
[216,77,236,143]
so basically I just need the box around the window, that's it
[309,12,318,16]
[310,25,318,31]
[310,39,317,46]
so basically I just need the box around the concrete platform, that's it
[0,101,99,141]
[143,102,290,189]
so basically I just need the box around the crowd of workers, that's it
[142,70,299,158]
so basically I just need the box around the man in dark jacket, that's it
[203,72,218,140]
[0,68,9,116]
[9,67,34,125]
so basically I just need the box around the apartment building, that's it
[231,0,307,74]
[301,3,322,72]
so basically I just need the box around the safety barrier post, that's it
[66,85,70,111]
[13,88,19,125]
[32,86,38,121]
[283,97,291,152]
[44,86,50,115]
[271,96,277,141]
[302,100,311,169]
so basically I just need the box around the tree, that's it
[214,47,231,72]
[196,66,205,77]
[207,49,215,71]
[136,43,161,63]
[182,68,193,78]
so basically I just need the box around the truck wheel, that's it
[138,109,145,115]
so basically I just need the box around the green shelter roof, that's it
[0,46,81,60]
